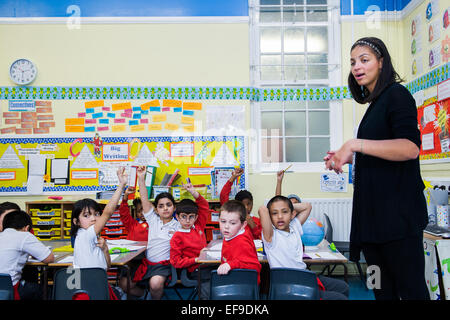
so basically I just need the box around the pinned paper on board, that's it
[153,142,172,166]
[0,145,24,168]
[320,173,347,192]
[71,145,99,169]
[210,143,239,167]
[194,142,211,166]
[131,144,159,167]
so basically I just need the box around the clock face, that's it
[9,59,37,85]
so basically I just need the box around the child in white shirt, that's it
[0,210,54,300]
[259,195,349,300]
[70,167,127,299]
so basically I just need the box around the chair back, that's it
[323,213,333,242]
[210,269,259,300]
[52,267,110,300]
[180,268,197,287]
[0,273,14,300]
[268,268,319,300]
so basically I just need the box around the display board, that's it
[0,134,246,195]
[418,97,450,163]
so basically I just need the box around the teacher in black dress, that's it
[324,37,429,300]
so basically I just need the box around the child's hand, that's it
[258,205,269,216]
[183,182,199,199]
[217,263,231,275]
[276,170,284,181]
[117,167,128,186]
[136,166,146,179]
[96,236,108,252]
[231,168,244,179]
[124,186,136,199]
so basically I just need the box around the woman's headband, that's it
[354,40,382,57]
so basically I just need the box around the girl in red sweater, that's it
[118,186,148,241]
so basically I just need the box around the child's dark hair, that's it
[0,202,21,215]
[70,198,102,237]
[266,195,294,213]
[348,37,404,104]
[176,199,198,215]
[235,190,253,202]
[220,200,247,223]
[154,192,175,207]
[132,198,142,208]
[2,210,32,230]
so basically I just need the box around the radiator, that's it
[304,198,353,242]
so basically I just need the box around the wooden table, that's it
[196,239,348,296]
[26,240,147,300]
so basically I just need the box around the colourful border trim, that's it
[0,63,447,101]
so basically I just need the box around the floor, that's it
[136,275,375,300]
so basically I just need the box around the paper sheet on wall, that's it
[0,145,24,168]
[320,173,347,192]
[206,105,245,134]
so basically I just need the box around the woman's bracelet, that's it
[360,139,364,154]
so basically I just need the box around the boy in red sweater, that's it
[219,168,262,240]
[118,186,148,241]
[218,200,261,284]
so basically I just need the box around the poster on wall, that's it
[418,97,450,163]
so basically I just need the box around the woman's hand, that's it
[324,139,356,174]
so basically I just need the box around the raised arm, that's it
[137,165,154,214]
[183,182,210,230]
[275,170,284,196]
[293,202,312,225]
[258,205,274,243]
[220,167,243,205]
[94,167,127,235]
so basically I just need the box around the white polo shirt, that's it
[0,228,51,285]
[144,208,180,262]
[73,225,107,270]
[261,217,307,270]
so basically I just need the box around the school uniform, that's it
[0,228,51,300]
[118,199,148,241]
[221,227,261,284]
[262,218,349,300]
[73,225,117,300]
[219,180,262,240]
[170,194,209,272]
[133,208,180,283]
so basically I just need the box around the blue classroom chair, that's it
[268,268,319,300]
[210,269,259,300]
[0,273,14,300]
[52,267,110,300]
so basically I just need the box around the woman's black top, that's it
[349,82,428,261]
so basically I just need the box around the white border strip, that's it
[0,16,249,24]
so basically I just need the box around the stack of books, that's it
[159,169,181,186]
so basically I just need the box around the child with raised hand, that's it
[217,200,261,283]
[220,167,262,239]
[0,210,54,300]
[131,165,180,300]
[170,181,212,299]
[259,195,349,300]
[71,166,128,300]
[118,186,148,241]
[275,169,302,213]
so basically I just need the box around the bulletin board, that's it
[418,97,450,163]
[0,134,246,195]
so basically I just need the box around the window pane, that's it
[260,27,282,53]
[260,101,282,111]
[306,6,328,22]
[261,112,283,133]
[260,6,281,23]
[261,55,282,80]
[309,137,329,162]
[306,27,328,52]
[308,101,329,109]
[284,27,305,53]
[284,0,304,4]
[261,0,280,5]
[284,54,305,81]
[309,111,329,135]
[286,138,306,162]
[307,65,328,79]
[283,7,305,23]
[284,100,306,110]
[262,137,283,163]
[306,0,327,4]
[285,111,306,136]
[308,53,328,64]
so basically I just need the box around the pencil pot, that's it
[436,205,449,228]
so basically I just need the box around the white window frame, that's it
[249,0,342,172]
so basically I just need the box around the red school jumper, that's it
[118,199,149,241]
[170,194,210,273]
[221,227,262,284]
[219,180,262,240]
